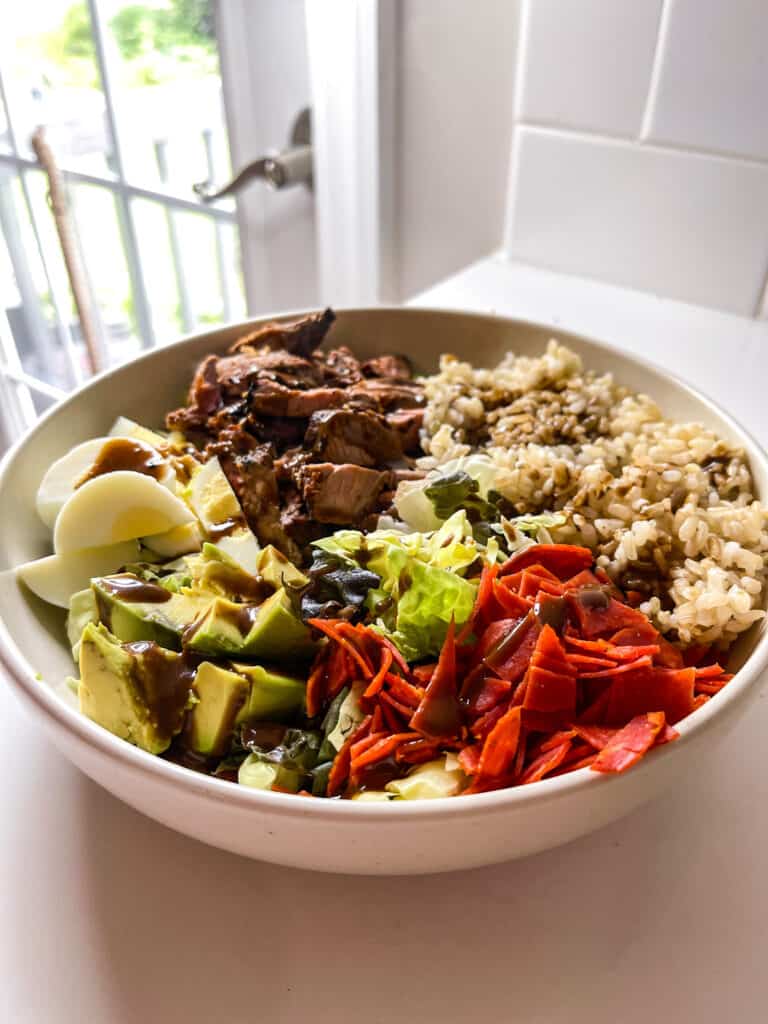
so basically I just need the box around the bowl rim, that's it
[1,305,767,822]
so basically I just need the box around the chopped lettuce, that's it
[385,756,467,799]
[501,511,568,553]
[394,454,499,532]
[314,511,495,661]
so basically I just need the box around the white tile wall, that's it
[506,128,768,315]
[518,0,662,137]
[645,0,768,160]
[504,0,768,317]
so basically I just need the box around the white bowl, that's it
[1,308,766,875]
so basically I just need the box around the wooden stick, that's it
[30,126,101,375]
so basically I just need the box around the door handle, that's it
[194,108,312,202]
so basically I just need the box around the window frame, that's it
[0,0,240,443]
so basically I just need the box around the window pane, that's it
[2,3,116,176]
[23,170,91,383]
[100,0,232,197]
[68,180,141,366]
[217,219,247,323]
[131,197,187,343]
[0,93,11,153]
[30,387,57,417]
[0,168,77,389]
[175,211,227,326]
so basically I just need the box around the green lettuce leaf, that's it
[314,511,493,661]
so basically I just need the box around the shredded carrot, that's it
[577,654,654,679]
[351,732,414,772]
[305,543,734,800]
[363,646,393,699]
[327,715,372,797]
[308,619,374,679]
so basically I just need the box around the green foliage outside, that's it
[42,0,217,89]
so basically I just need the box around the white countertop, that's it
[3,258,768,1023]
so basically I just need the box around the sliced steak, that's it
[246,383,350,419]
[362,354,413,380]
[217,441,301,562]
[229,307,335,358]
[279,485,325,552]
[299,463,389,525]
[305,409,403,467]
[166,354,222,432]
[386,408,424,452]
[321,346,363,387]
[217,349,325,393]
[348,378,425,410]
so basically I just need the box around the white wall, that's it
[389,0,520,300]
[504,0,768,317]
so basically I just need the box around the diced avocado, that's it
[185,588,315,661]
[186,662,251,756]
[232,663,306,723]
[241,589,315,660]
[92,574,209,650]
[385,758,467,800]
[78,621,193,754]
[196,550,272,603]
[67,588,98,661]
[255,545,308,589]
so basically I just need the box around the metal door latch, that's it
[194,108,312,202]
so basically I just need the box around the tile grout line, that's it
[516,121,768,169]
[639,0,672,143]
[502,0,532,254]
[752,258,768,319]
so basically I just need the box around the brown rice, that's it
[417,341,768,647]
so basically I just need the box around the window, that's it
[0,0,246,442]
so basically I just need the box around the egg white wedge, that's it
[186,456,243,533]
[36,436,176,529]
[143,520,203,557]
[16,540,140,608]
[109,416,167,449]
[54,471,195,553]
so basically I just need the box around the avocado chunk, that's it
[186,662,250,756]
[232,662,306,722]
[92,573,209,650]
[185,588,315,661]
[78,621,194,754]
[255,545,308,589]
[67,588,99,661]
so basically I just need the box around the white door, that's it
[215,0,317,314]
[0,0,322,445]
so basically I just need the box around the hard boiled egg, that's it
[143,521,203,558]
[109,416,168,449]
[54,471,195,554]
[187,456,244,533]
[36,436,176,529]
[16,540,140,608]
